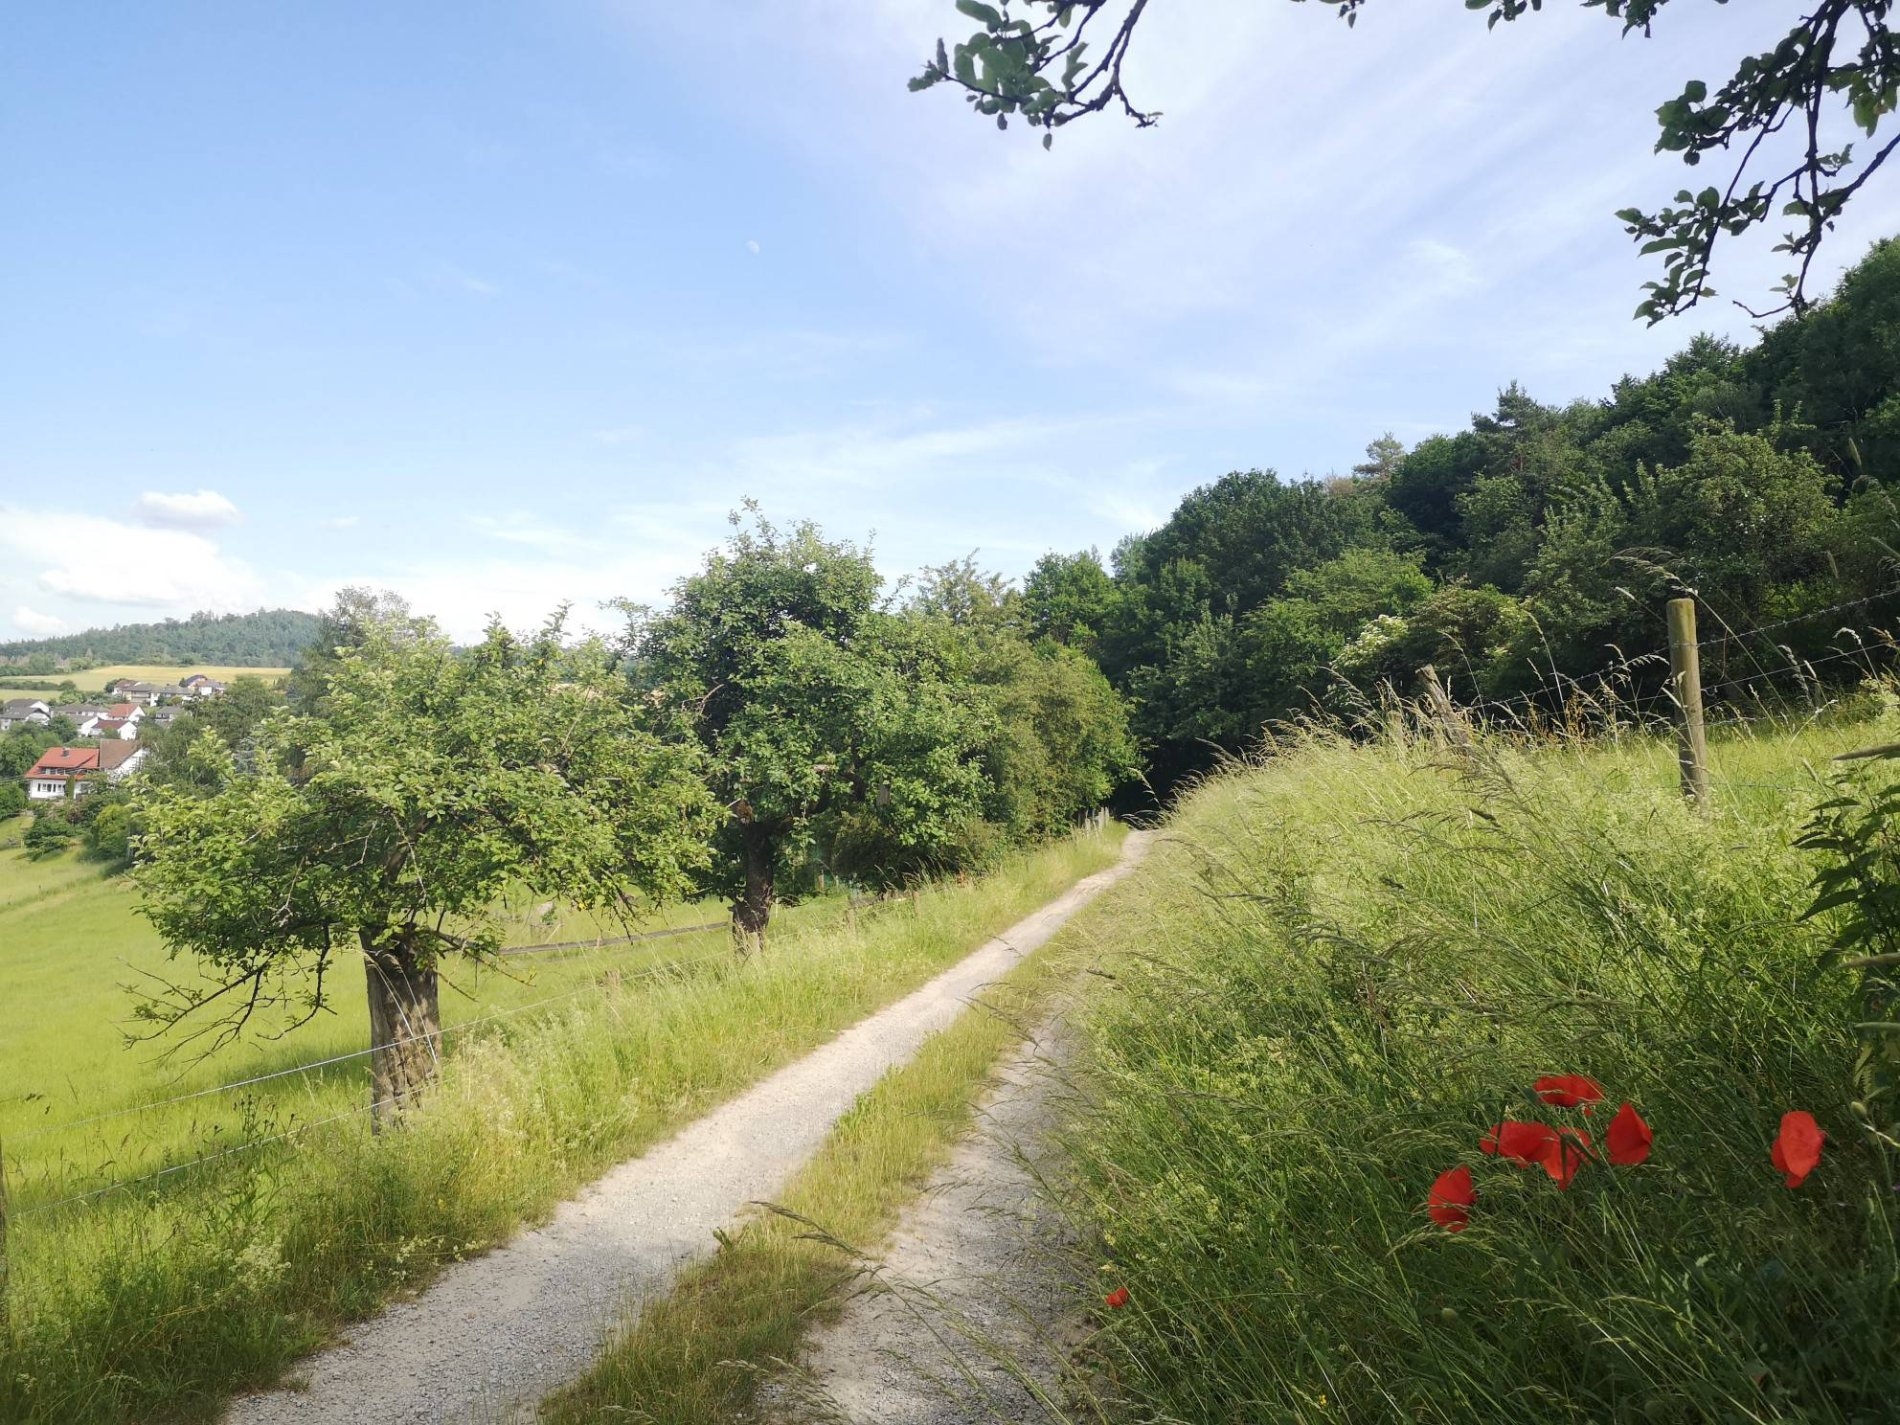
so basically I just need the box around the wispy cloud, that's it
[428,262,501,298]
[13,605,66,636]
[135,488,241,530]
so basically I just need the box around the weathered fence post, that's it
[1666,597,1710,807]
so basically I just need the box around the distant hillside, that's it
[0,609,320,668]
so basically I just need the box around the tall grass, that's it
[0,827,1121,1425]
[1059,719,1897,1424]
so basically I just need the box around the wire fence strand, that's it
[7,946,719,1150]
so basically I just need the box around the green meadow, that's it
[0,816,722,1208]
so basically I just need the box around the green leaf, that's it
[955,0,1004,26]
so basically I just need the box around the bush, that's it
[22,810,78,858]
[83,802,135,864]
[0,778,26,817]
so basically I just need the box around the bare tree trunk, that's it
[731,823,774,960]
[362,931,441,1128]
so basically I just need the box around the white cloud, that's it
[0,506,264,613]
[134,488,241,530]
[310,502,731,643]
[13,605,66,636]
[746,239,761,255]
[322,515,361,530]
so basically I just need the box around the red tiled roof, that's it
[28,747,100,778]
[108,702,137,718]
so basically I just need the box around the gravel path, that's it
[224,833,1148,1425]
[768,1030,1090,1425]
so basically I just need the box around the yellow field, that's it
[84,663,291,685]
[0,664,291,699]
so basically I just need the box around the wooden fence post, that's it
[1667,597,1710,807]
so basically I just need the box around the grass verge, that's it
[541,845,1129,1425]
[1055,718,1899,1424]
[0,826,1122,1425]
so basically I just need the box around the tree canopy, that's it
[1059,238,1900,795]
[913,0,1900,321]
[133,612,715,1116]
[625,512,1133,952]
[0,608,319,666]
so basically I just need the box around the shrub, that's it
[22,810,78,858]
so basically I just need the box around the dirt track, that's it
[224,832,1149,1425]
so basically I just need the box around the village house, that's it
[24,742,149,800]
[0,698,51,731]
[52,703,142,739]
[105,679,163,705]
[98,740,149,781]
[26,746,99,800]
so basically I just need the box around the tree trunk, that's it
[731,823,774,960]
[362,931,441,1127]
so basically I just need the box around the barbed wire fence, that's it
[1397,585,1900,738]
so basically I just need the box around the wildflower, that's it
[1772,1111,1825,1189]
[1605,1102,1652,1166]
[1542,1127,1592,1189]
[1428,1165,1475,1231]
[1534,1074,1606,1110]
[1480,1120,1558,1167]
[1104,1286,1131,1309]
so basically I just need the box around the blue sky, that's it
[5,1,1898,643]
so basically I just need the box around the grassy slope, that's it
[1055,718,1897,1424]
[0,836,720,1202]
[0,826,1122,1425]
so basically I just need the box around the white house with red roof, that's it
[26,746,100,800]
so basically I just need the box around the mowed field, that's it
[0,819,728,1206]
[0,665,292,699]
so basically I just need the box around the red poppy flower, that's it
[1771,1111,1825,1189]
[1534,1074,1607,1110]
[1104,1286,1130,1309]
[1605,1102,1653,1166]
[1541,1127,1593,1189]
[1429,1165,1476,1231]
[1481,1120,1558,1167]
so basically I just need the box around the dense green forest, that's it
[1029,238,1900,793]
[0,608,318,669]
